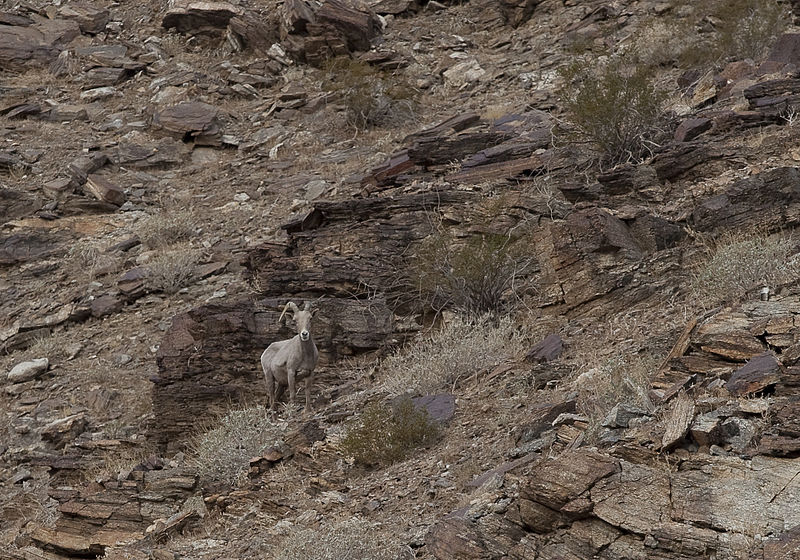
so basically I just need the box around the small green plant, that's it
[690,230,800,307]
[322,57,417,131]
[146,246,200,294]
[558,54,668,165]
[187,405,285,485]
[412,232,534,317]
[275,518,405,560]
[379,315,526,396]
[340,396,439,467]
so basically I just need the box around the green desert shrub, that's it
[412,232,535,317]
[558,54,668,165]
[691,230,800,306]
[322,57,417,131]
[712,0,788,62]
[274,518,405,560]
[340,396,439,467]
[379,315,526,397]
[187,405,285,485]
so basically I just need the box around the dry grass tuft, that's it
[187,405,286,485]
[379,316,526,396]
[690,230,800,307]
[574,354,655,438]
[135,209,197,249]
[274,517,406,560]
[145,246,201,294]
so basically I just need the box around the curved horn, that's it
[278,301,300,322]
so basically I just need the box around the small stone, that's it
[113,353,132,366]
[8,358,49,383]
[602,403,650,429]
[443,59,486,88]
[65,343,82,360]
[233,192,250,202]
[304,179,328,201]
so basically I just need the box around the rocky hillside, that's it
[4,0,800,558]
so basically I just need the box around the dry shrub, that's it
[322,57,417,131]
[187,405,286,485]
[275,518,405,560]
[379,316,526,396]
[146,246,200,294]
[67,243,121,280]
[340,396,439,467]
[558,53,668,165]
[135,209,196,249]
[575,354,654,437]
[412,232,535,317]
[690,230,800,307]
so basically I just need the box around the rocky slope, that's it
[4,0,800,558]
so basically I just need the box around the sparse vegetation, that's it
[379,315,526,396]
[575,354,654,439]
[412,232,535,317]
[711,0,787,63]
[558,53,668,165]
[340,396,440,467]
[135,209,197,249]
[321,57,417,131]
[690,230,800,307]
[187,406,286,485]
[274,517,406,560]
[145,246,200,294]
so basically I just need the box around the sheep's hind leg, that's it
[264,366,276,414]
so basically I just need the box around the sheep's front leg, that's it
[304,370,314,414]
[287,368,297,410]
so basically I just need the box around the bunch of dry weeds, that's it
[690,230,800,307]
[274,517,406,560]
[134,209,197,249]
[379,316,527,396]
[187,406,286,485]
[145,246,201,294]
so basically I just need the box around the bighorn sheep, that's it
[261,301,319,414]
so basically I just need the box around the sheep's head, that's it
[279,301,317,341]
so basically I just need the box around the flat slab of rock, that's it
[58,3,109,34]
[412,394,455,423]
[674,117,712,142]
[84,174,126,206]
[725,352,782,396]
[525,333,563,363]
[152,102,223,146]
[162,1,243,32]
[8,358,49,383]
[0,19,80,70]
